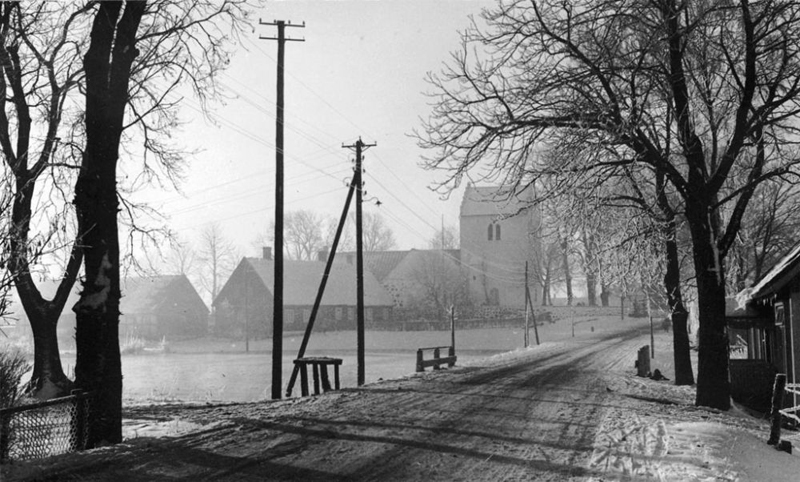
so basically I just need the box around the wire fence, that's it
[0,390,93,463]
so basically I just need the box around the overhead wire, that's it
[242,35,446,230]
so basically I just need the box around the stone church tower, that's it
[459,185,541,309]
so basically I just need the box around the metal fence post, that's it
[0,411,9,463]
[72,390,87,451]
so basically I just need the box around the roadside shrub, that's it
[0,349,31,408]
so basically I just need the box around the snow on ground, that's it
[586,374,800,481]
[7,311,800,481]
[584,329,800,481]
[463,328,800,481]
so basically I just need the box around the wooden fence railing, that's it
[415,346,456,372]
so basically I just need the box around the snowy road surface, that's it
[6,322,800,481]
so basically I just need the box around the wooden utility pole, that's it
[343,138,375,386]
[524,262,530,348]
[260,19,304,400]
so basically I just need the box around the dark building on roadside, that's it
[728,243,800,411]
[212,248,395,338]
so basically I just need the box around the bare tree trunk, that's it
[656,171,694,386]
[23,303,74,398]
[561,237,573,306]
[11,243,81,399]
[688,209,730,410]
[663,224,694,386]
[586,271,597,307]
[541,265,551,306]
[599,281,610,307]
[73,1,145,447]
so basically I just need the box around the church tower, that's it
[459,185,541,309]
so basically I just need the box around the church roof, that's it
[460,185,534,217]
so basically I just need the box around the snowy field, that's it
[57,307,653,403]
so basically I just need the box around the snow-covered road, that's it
[7,322,800,481]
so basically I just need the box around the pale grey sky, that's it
[134,0,495,258]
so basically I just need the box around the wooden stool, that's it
[293,357,343,396]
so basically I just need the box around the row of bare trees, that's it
[251,209,398,261]
[418,0,800,410]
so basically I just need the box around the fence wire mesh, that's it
[0,392,92,463]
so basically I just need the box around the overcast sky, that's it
[133,0,495,260]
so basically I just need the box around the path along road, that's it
[16,324,654,481]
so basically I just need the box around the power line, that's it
[241,35,447,227]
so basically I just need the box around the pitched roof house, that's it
[8,274,208,346]
[351,249,463,311]
[119,275,209,340]
[212,252,395,338]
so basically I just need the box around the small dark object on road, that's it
[650,369,669,381]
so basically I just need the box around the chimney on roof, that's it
[262,247,272,260]
[317,246,330,262]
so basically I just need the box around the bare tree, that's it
[410,251,467,317]
[428,224,459,250]
[73,0,147,448]
[285,209,325,260]
[728,180,800,291]
[166,237,197,277]
[362,212,397,252]
[197,223,238,304]
[0,2,88,398]
[66,0,253,445]
[323,214,355,253]
[419,0,800,410]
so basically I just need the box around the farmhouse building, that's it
[8,274,208,346]
[459,184,541,308]
[119,275,209,340]
[346,249,462,310]
[212,250,395,338]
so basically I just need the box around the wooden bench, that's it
[416,346,456,372]
[293,357,343,396]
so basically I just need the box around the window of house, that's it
[384,308,390,321]
[348,307,355,320]
[366,308,374,321]
[335,307,343,321]
[303,309,311,323]
[495,224,501,240]
[285,309,294,323]
[487,223,493,241]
